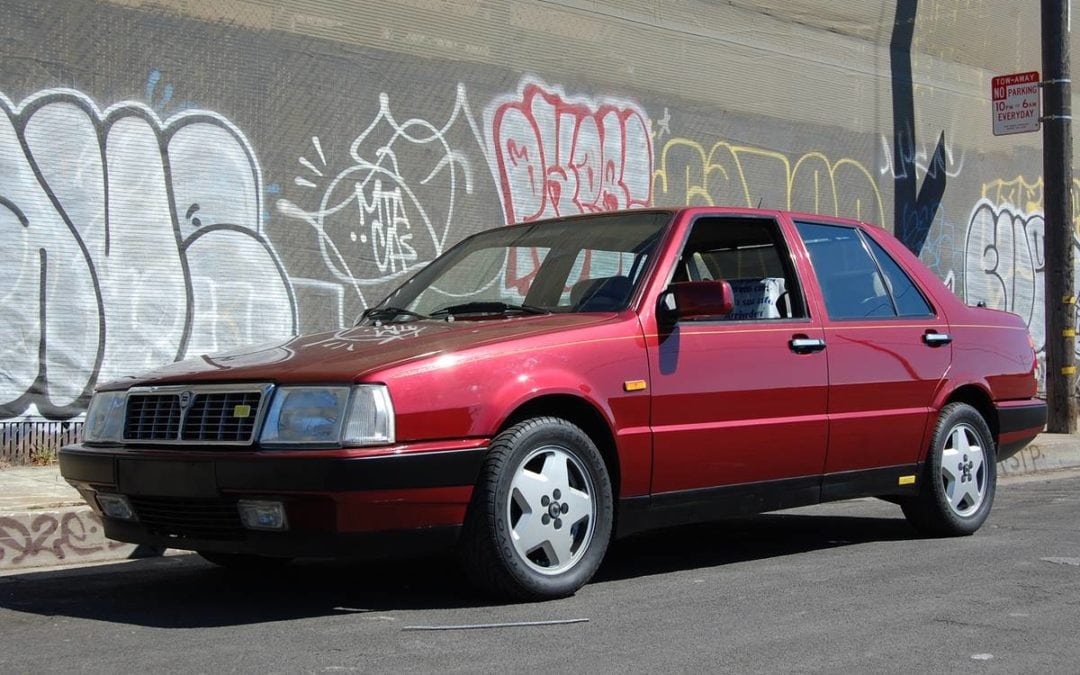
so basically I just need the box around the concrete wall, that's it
[0,0,1072,421]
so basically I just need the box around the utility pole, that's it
[1042,0,1077,432]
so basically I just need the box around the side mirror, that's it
[662,280,734,321]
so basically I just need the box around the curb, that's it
[0,506,140,571]
[997,433,1080,478]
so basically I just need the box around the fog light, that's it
[97,494,137,521]
[238,500,288,531]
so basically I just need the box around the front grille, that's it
[182,391,262,442]
[128,496,244,541]
[122,385,270,445]
[125,395,182,441]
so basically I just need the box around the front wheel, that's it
[901,402,996,536]
[458,417,614,600]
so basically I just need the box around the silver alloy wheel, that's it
[507,444,596,575]
[940,422,987,517]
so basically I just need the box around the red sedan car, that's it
[61,207,1045,599]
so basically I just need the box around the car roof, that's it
[519,206,873,226]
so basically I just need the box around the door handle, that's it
[923,331,952,347]
[790,336,826,353]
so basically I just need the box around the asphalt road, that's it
[2,471,1079,674]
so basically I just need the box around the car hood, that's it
[106,314,620,388]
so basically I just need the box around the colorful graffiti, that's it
[652,137,884,225]
[0,8,1058,433]
[980,176,1080,234]
[981,177,1045,215]
[483,79,653,294]
[0,89,296,420]
[486,79,653,224]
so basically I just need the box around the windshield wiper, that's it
[357,306,431,325]
[429,302,551,318]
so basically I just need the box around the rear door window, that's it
[796,221,931,320]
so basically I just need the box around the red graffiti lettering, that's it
[489,81,653,293]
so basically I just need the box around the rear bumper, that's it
[996,400,1047,461]
[58,442,487,559]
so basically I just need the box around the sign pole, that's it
[1041,0,1076,432]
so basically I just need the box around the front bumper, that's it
[59,442,487,559]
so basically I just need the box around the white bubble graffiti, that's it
[963,198,1080,388]
[0,89,296,420]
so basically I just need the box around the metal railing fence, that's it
[0,421,83,465]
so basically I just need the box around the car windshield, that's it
[365,211,672,322]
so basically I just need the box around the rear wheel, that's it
[901,402,996,536]
[458,417,613,600]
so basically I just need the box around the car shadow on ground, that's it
[0,512,918,628]
[596,512,918,583]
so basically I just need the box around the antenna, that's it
[756,197,763,208]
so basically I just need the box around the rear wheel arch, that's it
[943,384,999,440]
[499,394,621,502]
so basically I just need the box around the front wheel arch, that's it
[500,394,621,502]
[458,416,615,600]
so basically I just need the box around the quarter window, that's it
[864,236,933,317]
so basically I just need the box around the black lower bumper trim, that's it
[998,401,1047,435]
[102,519,461,559]
[59,444,487,495]
[617,475,821,538]
[820,464,921,501]
[996,401,1046,462]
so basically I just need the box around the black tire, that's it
[197,551,292,571]
[458,417,614,600]
[901,402,996,536]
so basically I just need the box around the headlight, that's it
[83,391,127,443]
[259,385,395,447]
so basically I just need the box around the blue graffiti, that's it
[144,69,197,114]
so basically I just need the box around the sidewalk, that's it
[0,464,140,571]
[3,433,1080,572]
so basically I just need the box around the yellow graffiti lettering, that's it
[653,138,884,225]
[981,175,1080,232]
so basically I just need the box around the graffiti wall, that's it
[0,89,295,419]
[0,0,1065,420]
[963,179,1080,387]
